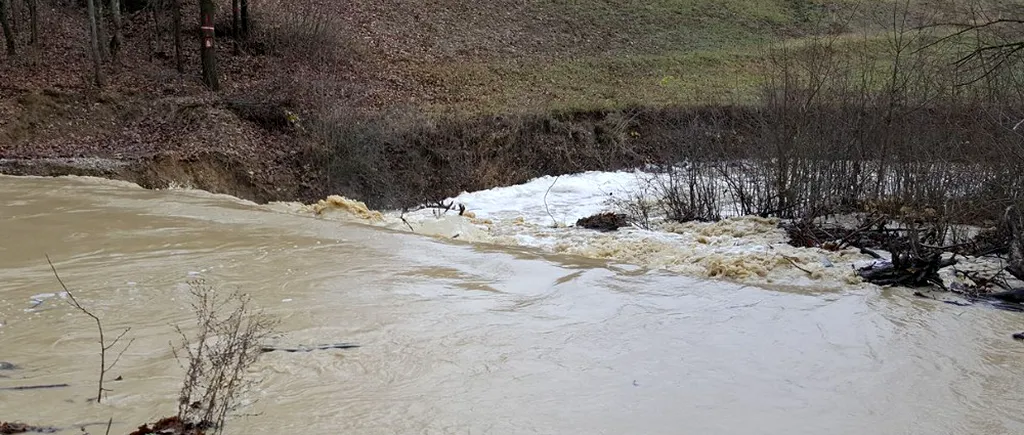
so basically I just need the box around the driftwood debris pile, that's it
[857,253,957,288]
[576,213,629,232]
[785,207,1024,296]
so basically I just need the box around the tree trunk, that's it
[1008,206,1024,281]
[171,0,182,73]
[199,0,218,90]
[86,0,104,86]
[231,0,239,54]
[109,0,122,61]
[146,0,159,61]
[150,0,160,41]
[0,0,15,55]
[96,0,108,60]
[8,0,16,38]
[239,0,248,39]
[25,0,36,46]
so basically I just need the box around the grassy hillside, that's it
[330,0,919,112]
[0,0,999,116]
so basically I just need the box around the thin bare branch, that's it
[912,18,1024,54]
[544,175,560,227]
[46,255,133,404]
[106,337,136,372]
[104,327,131,351]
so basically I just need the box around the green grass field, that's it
[353,0,921,113]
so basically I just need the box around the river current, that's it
[2,175,1023,434]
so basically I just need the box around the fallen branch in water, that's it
[419,200,466,217]
[399,209,415,232]
[0,383,70,391]
[46,255,134,404]
[259,343,360,353]
[857,251,957,288]
[780,254,814,276]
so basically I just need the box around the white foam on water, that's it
[277,170,1008,291]
[449,170,648,226]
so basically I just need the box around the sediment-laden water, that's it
[2,174,1024,434]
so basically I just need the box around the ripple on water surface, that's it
[2,174,1024,435]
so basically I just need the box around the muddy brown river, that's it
[2,175,1024,434]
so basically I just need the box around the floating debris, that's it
[575,212,629,232]
[260,343,360,353]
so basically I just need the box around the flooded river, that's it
[2,175,1024,434]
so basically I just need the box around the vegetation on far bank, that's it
[0,0,1022,221]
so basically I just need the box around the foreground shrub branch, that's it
[46,255,134,404]
[170,279,277,434]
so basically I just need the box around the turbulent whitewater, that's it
[277,170,944,290]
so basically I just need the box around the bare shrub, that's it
[246,0,353,66]
[303,107,424,208]
[618,1,1024,243]
[224,98,295,133]
[172,279,277,434]
[653,163,721,223]
[611,173,658,230]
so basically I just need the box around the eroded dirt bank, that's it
[0,152,295,204]
[4,97,1018,214]
[1,101,750,207]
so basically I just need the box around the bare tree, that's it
[231,0,239,53]
[0,0,15,55]
[86,0,104,86]
[199,0,218,89]
[171,0,182,72]
[25,0,36,46]
[47,256,133,403]
[96,0,107,60]
[239,0,248,39]
[7,0,15,38]
[109,0,122,60]
[146,0,160,60]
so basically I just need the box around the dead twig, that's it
[544,175,560,227]
[46,255,133,404]
[399,209,415,232]
[422,200,466,217]
[780,254,815,276]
